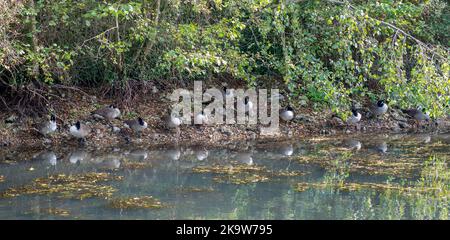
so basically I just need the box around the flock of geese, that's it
[36,104,155,144]
[33,90,431,144]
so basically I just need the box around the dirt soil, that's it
[1,84,449,153]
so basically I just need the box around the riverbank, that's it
[1,85,449,152]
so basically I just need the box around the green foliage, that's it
[0,0,449,116]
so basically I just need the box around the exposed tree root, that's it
[0,81,85,118]
[99,79,156,111]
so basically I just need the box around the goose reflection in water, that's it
[194,148,209,161]
[415,134,431,144]
[93,154,121,169]
[125,149,148,161]
[236,152,253,166]
[373,141,388,154]
[69,149,90,164]
[279,143,294,156]
[343,139,362,151]
[165,148,181,161]
[33,151,57,166]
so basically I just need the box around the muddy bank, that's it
[1,87,449,153]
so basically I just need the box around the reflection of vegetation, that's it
[416,155,450,198]
[294,155,450,219]
[230,187,253,220]
[296,155,449,198]
[0,175,4,182]
[322,152,352,186]
[0,173,122,200]
[109,196,164,210]
[193,163,307,185]
[294,136,450,178]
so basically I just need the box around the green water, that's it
[0,133,449,219]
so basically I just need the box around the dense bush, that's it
[0,0,449,117]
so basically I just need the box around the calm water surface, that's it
[0,133,449,219]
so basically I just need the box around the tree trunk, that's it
[29,0,40,80]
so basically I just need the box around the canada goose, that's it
[69,149,90,164]
[272,93,285,102]
[222,86,235,99]
[164,114,182,138]
[402,108,430,129]
[347,108,361,124]
[244,96,254,113]
[194,111,208,125]
[69,121,91,143]
[165,114,182,129]
[370,100,388,118]
[402,108,430,122]
[92,105,121,120]
[280,106,294,121]
[124,117,148,136]
[34,114,57,136]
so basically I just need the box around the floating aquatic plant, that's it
[213,173,270,185]
[266,170,308,177]
[0,173,123,200]
[121,161,153,169]
[193,163,308,185]
[109,196,165,209]
[192,164,266,175]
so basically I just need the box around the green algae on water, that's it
[121,161,153,169]
[0,173,123,200]
[109,196,165,209]
[193,163,308,185]
[192,164,266,175]
[266,170,308,177]
[213,173,270,185]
